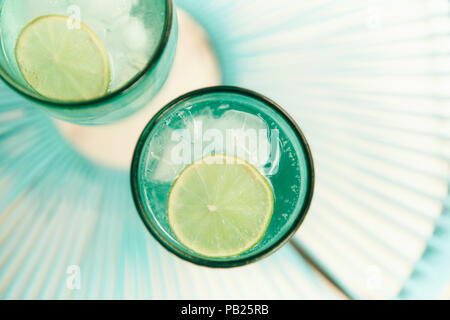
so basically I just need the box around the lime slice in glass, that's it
[168,154,274,258]
[15,14,110,101]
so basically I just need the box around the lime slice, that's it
[168,154,274,258]
[15,15,110,101]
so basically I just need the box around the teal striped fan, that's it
[1,0,450,299]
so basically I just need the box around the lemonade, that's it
[132,88,315,266]
[0,0,175,124]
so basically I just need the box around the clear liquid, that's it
[139,96,308,255]
[0,0,160,93]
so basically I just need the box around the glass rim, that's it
[0,0,174,109]
[130,86,315,268]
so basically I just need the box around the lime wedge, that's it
[168,154,274,258]
[15,15,110,101]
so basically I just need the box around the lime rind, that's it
[15,14,110,102]
[168,154,274,258]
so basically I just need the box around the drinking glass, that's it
[131,86,315,267]
[0,0,177,125]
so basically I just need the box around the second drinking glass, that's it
[0,0,177,125]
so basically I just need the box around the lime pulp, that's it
[15,14,110,101]
[167,154,274,258]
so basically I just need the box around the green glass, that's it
[131,86,315,267]
[0,0,177,125]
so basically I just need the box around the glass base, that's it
[54,9,222,169]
